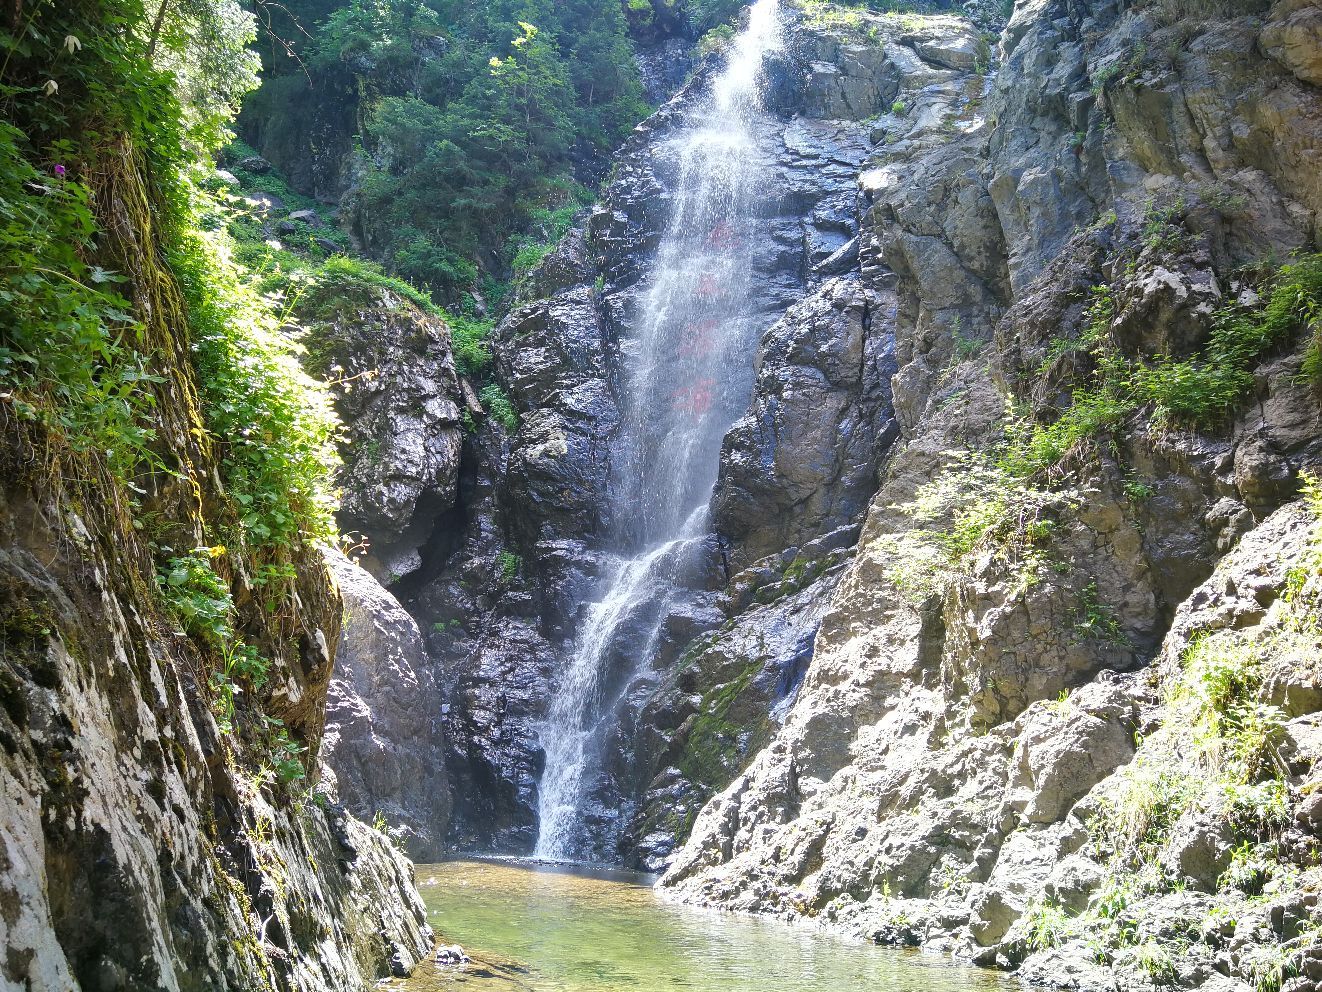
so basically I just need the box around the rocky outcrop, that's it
[655,1,1322,989]
[0,84,432,983]
[715,275,897,569]
[415,6,918,858]
[0,317,433,992]
[323,554,450,860]
[296,277,465,583]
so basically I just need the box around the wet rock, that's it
[435,944,470,964]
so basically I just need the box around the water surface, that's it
[393,860,1013,992]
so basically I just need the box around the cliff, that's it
[656,3,1322,991]
[0,0,433,986]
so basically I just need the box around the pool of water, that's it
[391,859,1012,992]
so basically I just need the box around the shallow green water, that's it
[392,860,1011,992]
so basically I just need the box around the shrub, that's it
[1177,631,1285,784]
[891,453,1068,596]
[1024,902,1073,952]
[496,550,521,581]
[480,383,518,431]
[1004,254,1322,477]
[0,124,163,485]
[172,218,342,553]
[1135,253,1322,425]
[1074,582,1130,646]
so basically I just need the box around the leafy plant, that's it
[159,550,235,643]
[1024,902,1073,952]
[480,383,518,431]
[496,550,522,581]
[1074,582,1130,646]
[0,124,164,485]
[1004,255,1322,478]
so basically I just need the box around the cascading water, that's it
[534,0,784,862]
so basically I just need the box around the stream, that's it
[392,860,1015,992]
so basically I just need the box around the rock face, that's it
[323,554,451,860]
[296,277,465,583]
[227,0,1322,987]
[715,275,898,570]
[650,2,1322,990]
[405,4,917,859]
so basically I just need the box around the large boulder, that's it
[323,554,451,860]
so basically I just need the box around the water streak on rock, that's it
[534,0,784,861]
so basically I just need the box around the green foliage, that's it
[696,23,736,56]
[891,99,907,115]
[1141,197,1190,253]
[1006,255,1322,479]
[687,0,745,31]
[1090,760,1198,863]
[1176,631,1286,785]
[156,549,272,731]
[1218,840,1275,896]
[1131,941,1177,985]
[265,716,308,783]
[279,0,649,301]
[153,0,262,152]
[1136,253,1322,424]
[159,551,236,643]
[171,218,342,552]
[3,0,323,793]
[1123,478,1154,502]
[496,549,522,581]
[999,373,1130,478]
[885,453,1067,600]
[1024,902,1073,952]
[480,383,518,431]
[509,182,592,278]
[1074,581,1129,646]
[0,123,162,484]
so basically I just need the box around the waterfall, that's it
[534,0,784,862]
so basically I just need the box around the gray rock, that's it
[294,277,464,583]
[1261,0,1322,88]
[237,154,272,173]
[714,276,898,569]
[323,554,451,860]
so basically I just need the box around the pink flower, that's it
[53,164,66,178]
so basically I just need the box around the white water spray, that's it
[535,0,783,861]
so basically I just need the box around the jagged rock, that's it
[899,18,987,72]
[655,7,1322,992]
[295,277,464,583]
[1261,0,1322,88]
[714,276,898,569]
